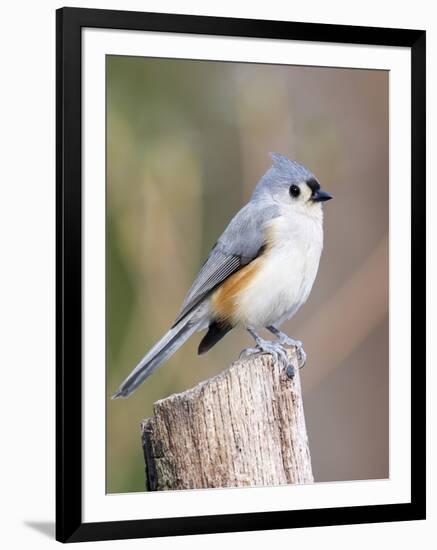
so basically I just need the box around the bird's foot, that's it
[239,347,260,359]
[280,335,302,348]
[266,326,307,369]
[244,327,295,378]
[259,339,295,378]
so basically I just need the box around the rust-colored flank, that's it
[211,222,275,323]
[211,257,264,323]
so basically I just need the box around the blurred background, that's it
[106,56,388,494]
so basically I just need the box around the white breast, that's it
[234,210,324,329]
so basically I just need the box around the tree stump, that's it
[141,350,313,490]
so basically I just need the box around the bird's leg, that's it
[239,326,261,358]
[267,325,302,347]
[267,325,307,370]
[240,326,295,378]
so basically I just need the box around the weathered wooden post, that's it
[141,350,313,490]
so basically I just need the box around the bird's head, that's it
[252,152,332,215]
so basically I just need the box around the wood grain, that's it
[141,349,313,490]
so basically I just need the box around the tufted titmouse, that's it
[112,153,332,399]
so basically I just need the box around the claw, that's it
[296,345,307,369]
[286,365,295,379]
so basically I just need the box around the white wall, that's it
[0,0,434,548]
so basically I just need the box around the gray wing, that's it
[172,202,279,326]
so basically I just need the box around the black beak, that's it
[312,188,333,202]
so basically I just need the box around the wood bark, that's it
[141,350,313,490]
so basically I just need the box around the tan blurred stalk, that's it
[300,236,388,391]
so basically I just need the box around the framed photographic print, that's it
[56,7,426,543]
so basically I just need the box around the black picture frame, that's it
[56,6,426,543]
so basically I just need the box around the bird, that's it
[112,152,332,399]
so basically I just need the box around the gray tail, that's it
[112,316,201,399]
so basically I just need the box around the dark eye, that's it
[289,184,300,198]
